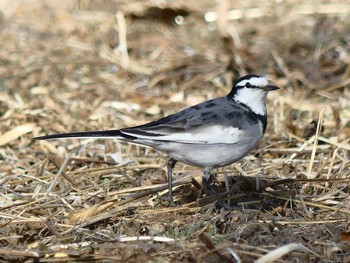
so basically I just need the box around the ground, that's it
[0,0,349,262]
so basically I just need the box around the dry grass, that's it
[0,0,349,262]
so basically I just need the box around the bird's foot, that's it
[161,194,176,207]
[217,200,244,210]
[202,173,243,210]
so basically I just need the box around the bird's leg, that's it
[166,158,177,206]
[202,168,231,209]
[202,168,215,195]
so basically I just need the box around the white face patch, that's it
[234,87,267,115]
[236,77,269,87]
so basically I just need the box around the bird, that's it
[35,75,279,206]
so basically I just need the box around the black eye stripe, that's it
[235,83,262,89]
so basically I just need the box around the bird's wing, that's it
[120,97,257,144]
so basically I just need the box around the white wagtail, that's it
[35,75,279,205]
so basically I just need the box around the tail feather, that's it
[34,129,135,140]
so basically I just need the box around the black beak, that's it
[264,85,279,91]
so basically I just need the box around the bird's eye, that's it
[246,82,252,88]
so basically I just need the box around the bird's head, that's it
[227,75,279,115]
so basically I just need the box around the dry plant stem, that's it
[117,236,174,242]
[318,136,350,151]
[68,163,161,177]
[48,155,76,185]
[307,108,325,178]
[269,194,350,215]
[139,206,196,216]
[260,218,347,225]
[0,123,35,146]
[324,78,350,92]
[198,232,232,263]
[0,201,29,212]
[67,180,188,226]
[205,4,350,22]
[255,243,318,263]
[263,177,350,189]
[45,154,71,196]
[0,249,39,259]
[226,247,241,263]
[100,46,153,75]
[286,136,315,162]
[216,0,229,38]
[111,172,197,196]
[299,195,312,218]
[271,50,295,87]
[116,11,129,68]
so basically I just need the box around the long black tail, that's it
[34,129,131,140]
